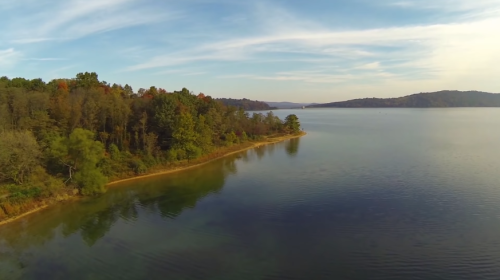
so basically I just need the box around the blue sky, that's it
[1,0,499,102]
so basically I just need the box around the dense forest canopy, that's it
[0,72,301,219]
[309,91,500,108]
[216,98,277,111]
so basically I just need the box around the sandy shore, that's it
[107,132,306,186]
[0,132,306,227]
[0,205,49,226]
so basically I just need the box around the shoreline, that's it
[107,131,306,186]
[0,205,49,227]
[0,132,306,227]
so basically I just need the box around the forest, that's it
[310,90,500,108]
[216,98,277,111]
[0,72,301,220]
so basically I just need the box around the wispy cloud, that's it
[127,13,500,84]
[46,65,78,80]
[0,48,22,68]
[5,0,173,43]
[24,58,67,61]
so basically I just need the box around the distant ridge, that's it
[217,98,277,110]
[308,91,500,108]
[265,101,316,109]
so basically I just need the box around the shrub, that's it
[0,206,6,219]
[142,154,157,167]
[129,159,147,175]
[7,184,41,201]
[167,149,178,162]
[240,132,248,142]
[109,144,121,160]
[1,202,19,216]
[29,166,65,198]
[175,149,187,161]
[74,168,107,196]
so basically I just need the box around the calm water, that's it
[2,108,500,280]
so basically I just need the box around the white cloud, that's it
[128,16,500,84]
[357,62,381,70]
[5,0,173,43]
[0,48,22,68]
[24,58,67,61]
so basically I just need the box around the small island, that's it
[0,72,304,225]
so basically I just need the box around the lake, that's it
[2,108,500,280]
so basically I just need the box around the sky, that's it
[0,0,499,103]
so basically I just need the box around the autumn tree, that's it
[0,72,302,205]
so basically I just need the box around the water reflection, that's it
[285,137,301,157]
[0,140,300,252]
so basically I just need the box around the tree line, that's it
[0,72,301,218]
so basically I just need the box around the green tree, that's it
[195,115,213,153]
[151,94,176,148]
[172,112,196,149]
[50,128,107,194]
[0,130,42,184]
[284,114,301,134]
[75,72,100,89]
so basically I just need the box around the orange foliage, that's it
[57,81,69,92]
[99,85,111,94]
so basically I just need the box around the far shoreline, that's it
[0,132,306,227]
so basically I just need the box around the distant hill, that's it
[265,101,316,109]
[309,91,500,108]
[217,98,277,110]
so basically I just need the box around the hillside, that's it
[217,98,277,110]
[309,91,500,108]
[265,101,315,109]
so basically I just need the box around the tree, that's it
[151,94,176,148]
[0,71,302,204]
[284,114,301,134]
[123,84,133,96]
[148,86,159,97]
[195,115,213,153]
[75,72,100,89]
[172,112,197,149]
[50,128,107,194]
[0,130,42,184]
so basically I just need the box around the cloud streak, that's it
[5,0,172,43]
[127,13,500,86]
[0,48,22,69]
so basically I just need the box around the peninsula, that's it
[0,72,304,225]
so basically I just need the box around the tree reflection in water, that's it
[285,137,301,157]
[0,139,301,249]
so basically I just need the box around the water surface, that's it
[2,108,500,280]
